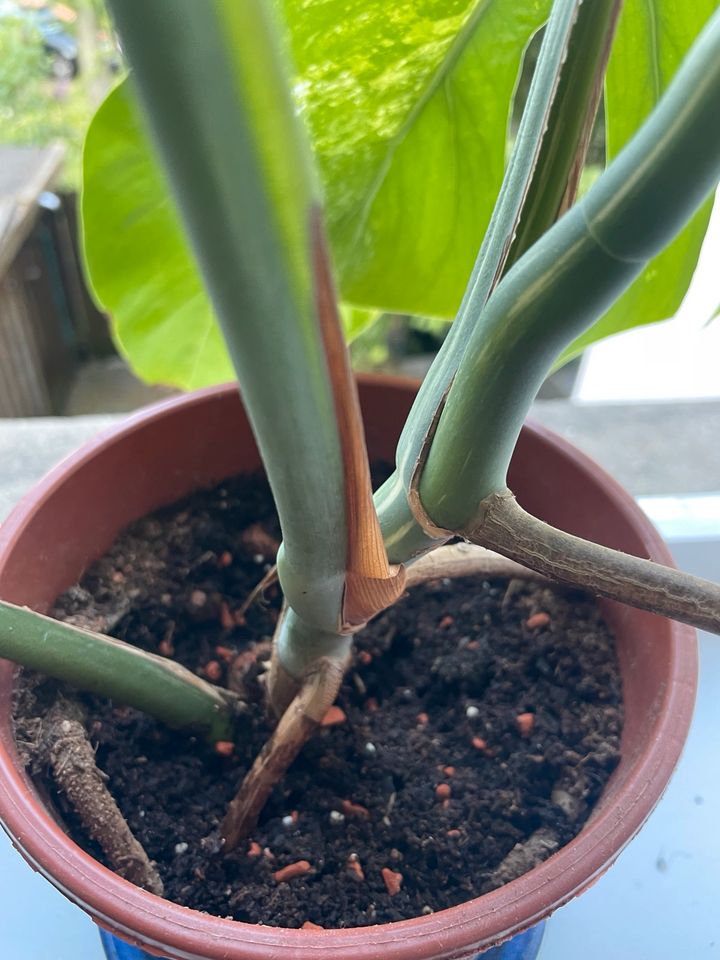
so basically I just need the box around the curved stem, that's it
[466,491,720,635]
[111,1,402,645]
[271,605,351,692]
[220,658,343,851]
[376,0,624,561]
[404,542,549,588]
[420,11,720,530]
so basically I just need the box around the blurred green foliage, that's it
[0,8,114,189]
[83,1,718,391]
[0,17,46,105]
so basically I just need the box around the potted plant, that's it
[1,0,719,957]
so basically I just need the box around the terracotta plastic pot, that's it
[0,376,696,960]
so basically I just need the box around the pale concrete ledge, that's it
[1,398,719,521]
[0,415,117,520]
[534,399,720,496]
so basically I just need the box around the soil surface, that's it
[14,471,623,929]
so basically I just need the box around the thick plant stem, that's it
[269,605,352,706]
[43,698,163,895]
[0,601,238,742]
[376,0,625,563]
[266,646,301,719]
[466,491,720,635]
[503,0,622,268]
[405,542,549,588]
[220,658,344,851]
[110,1,402,644]
[419,11,720,531]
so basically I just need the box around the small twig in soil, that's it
[62,598,131,636]
[227,640,272,696]
[220,658,344,851]
[488,827,559,887]
[501,578,528,616]
[235,565,279,620]
[41,697,163,895]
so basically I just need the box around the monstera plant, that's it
[1,0,720,872]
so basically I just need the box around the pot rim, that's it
[0,377,697,960]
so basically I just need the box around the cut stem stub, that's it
[0,600,239,742]
[42,697,163,894]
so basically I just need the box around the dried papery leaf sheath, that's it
[309,210,406,630]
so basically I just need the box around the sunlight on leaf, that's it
[82,83,232,388]
[283,0,550,316]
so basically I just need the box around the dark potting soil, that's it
[14,471,623,929]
